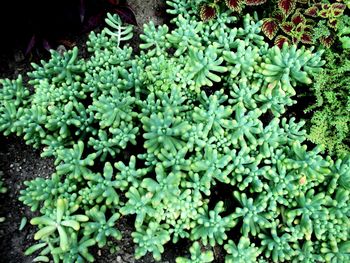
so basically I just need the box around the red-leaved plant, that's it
[200,0,348,48]
[200,0,267,21]
[262,0,347,47]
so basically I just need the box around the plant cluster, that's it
[305,49,350,157]
[196,0,350,47]
[337,12,350,49]
[0,1,350,263]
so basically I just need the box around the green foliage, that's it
[260,44,324,96]
[132,221,170,261]
[0,75,29,136]
[0,3,349,263]
[28,47,85,85]
[54,234,96,263]
[25,234,96,263]
[306,49,350,157]
[140,21,170,56]
[191,201,236,246]
[104,13,133,43]
[175,241,214,263]
[338,14,350,49]
[166,16,203,57]
[320,240,350,262]
[114,155,149,190]
[259,222,297,262]
[82,162,122,206]
[55,141,97,181]
[141,111,191,155]
[19,173,63,212]
[30,198,89,251]
[224,237,260,263]
[185,46,227,91]
[232,192,271,236]
[120,186,157,227]
[83,206,121,248]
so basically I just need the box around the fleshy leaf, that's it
[278,0,296,17]
[262,18,279,40]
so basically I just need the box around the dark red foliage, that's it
[281,22,294,34]
[330,3,346,17]
[291,12,305,24]
[278,0,296,17]
[200,4,217,21]
[245,0,268,6]
[225,0,243,12]
[198,0,347,48]
[272,10,285,22]
[304,6,318,17]
[301,32,313,44]
[262,18,279,40]
[274,35,290,48]
[328,18,338,29]
[320,34,335,47]
[318,9,329,18]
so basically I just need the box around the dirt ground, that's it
[0,0,201,262]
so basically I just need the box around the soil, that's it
[0,135,55,263]
[0,0,209,262]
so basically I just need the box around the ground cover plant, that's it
[0,0,350,263]
[305,49,350,157]
[194,0,350,157]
